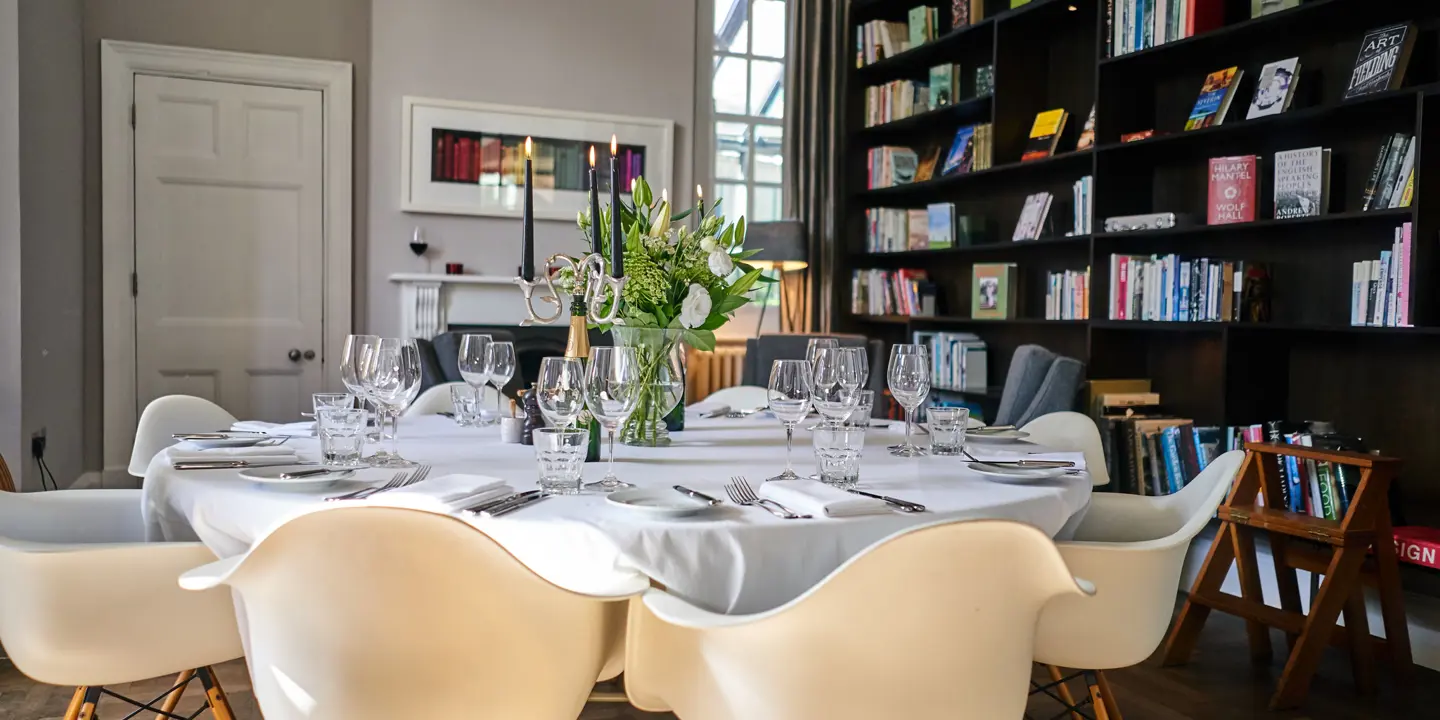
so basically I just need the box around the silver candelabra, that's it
[514,252,626,326]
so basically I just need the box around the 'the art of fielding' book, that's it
[1344,23,1416,100]
[1208,155,1258,225]
[1022,109,1068,162]
[1246,58,1300,119]
[1185,67,1243,130]
[1273,147,1330,219]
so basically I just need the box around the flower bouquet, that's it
[578,177,770,445]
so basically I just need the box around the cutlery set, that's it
[725,477,810,519]
[463,490,548,518]
[325,465,432,502]
[960,448,1076,469]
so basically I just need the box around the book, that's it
[952,0,970,27]
[1252,0,1300,16]
[927,203,955,248]
[929,64,957,108]
[914,146,942,183]
[1184,67,1243,130]
[908,7,929,48]
[1389,139,1416,209]
[1013,192,1053,241]
[1361,135,1400,210]
[1246,58,1301,119]
[1377,135,1414,209]
[974,65,995,96]
[941,125,976,175]
[907,209,930,249]
[1011,0,1032,7]
[1022,109,1068,162]
[1344,23,1416,99]
[1273,146,1329,219]
[1076,105,1097,150]
[971,263,1017,319]
[1207,155,1258,225]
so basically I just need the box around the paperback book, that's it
[1273,146,1330,219]
[1344,23,1416,99]
[1185,67,1243,130]
[972,263,1017,319]
[1246,58,1300,119]
[929,64,958,108]
[1075,105,1097,151]
[1207,155,1258,225]
[1013,192,1054,241]
[928,203,956,248]
[941,125,977,175]
[1022,109,1068,162]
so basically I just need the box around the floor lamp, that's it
[745,221,809,333]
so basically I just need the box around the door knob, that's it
[303,349,317,360]
[288,349,302,362]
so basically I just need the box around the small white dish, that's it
[605,488,716,519]
[177,432,273,449]
[240,465,357,491]
[966,429,1031,443]
[966,461,1069,483]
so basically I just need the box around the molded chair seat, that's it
[1020,411,1111,487]
[129,395,238,477]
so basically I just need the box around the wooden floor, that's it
[1,604,1433,719]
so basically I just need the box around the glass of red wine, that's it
[410,227,430,272]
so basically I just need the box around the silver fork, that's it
[725,476,810,519]
[356,463,432,501]
[328,471,407,502]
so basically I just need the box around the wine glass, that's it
[537,357,587,429]
[806,338,840,368]
[811,348,856,427]
[341,334,380,441]
[458,334,492,422]
[485,341,517,422]
[836,346,869,396]
[363,338,423,467]
[767,359,814,481]
[887,344,931,457]
[583,346,641,491]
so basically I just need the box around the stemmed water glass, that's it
[363,338,423,467]
[457,334,493,424]
[836,347,869,396]
[341,334,380,441]
[583,346,641,491]
[485,341,517,421]
[811,348,856,427]
[536,357,587,429]
[767,359,814,481]
[887,344,931,457]
[806,338,839,368]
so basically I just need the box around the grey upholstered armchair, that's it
[992,344,1085,427]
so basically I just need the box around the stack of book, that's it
[1351,222,1413,327]
[1107,0,1223,57]
[1107,254,1270,322]
[856,19,912,66]
[864,204,962,252]
[1361,133,1416,211]
[1265,422,1366,520]
[852,269,932,316]
[867,146,919,188]
[1046,269,1090,320]
[1102,415,1228,496]
[1071,175,1094,235]
[932,123,993,177]
[913,329,987,391]
[1013,192,1054,241]
[864,80,929,127]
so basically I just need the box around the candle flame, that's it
[696,185,703,200]
[611,135,618,155]
[661,188,668,203]
[631,178,637,193]
[589,145,596,167]
[524,137,532,158]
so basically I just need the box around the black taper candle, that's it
[521,137,535,280]
[588,146,602,256]
[609,135,624,277]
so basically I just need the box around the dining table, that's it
[142,412,1093,615]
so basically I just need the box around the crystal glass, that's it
[458,334,493,421]
[584,346,641,492]
[805,337,839,368]
[811,347,856,426]
[363,338,423,467]
[484,341,517,424]
[813,425,866,489]
[449,384,480,426]
[341,334,380,442]
[836,347,869,395]
[537,357,587,429]
[843,389,875,427]
[887,344,931,457]
[312,392,353,416]
[927,406,970,456]
[318,407,366,468]
[767,359,814,481]
[535,427,587,495]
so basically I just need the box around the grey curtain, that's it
[786,0,847,332]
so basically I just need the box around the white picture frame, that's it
[400,96,675,220]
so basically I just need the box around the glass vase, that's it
[613,326,687,447]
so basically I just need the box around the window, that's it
[712,0,786,224]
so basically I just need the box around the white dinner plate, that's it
[177,432,274,449]
[605,489,717,519]
[240,465,358,491]
[966,461,1070,483]
[966,429,1031,443]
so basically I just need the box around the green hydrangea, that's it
[621,248,667,310]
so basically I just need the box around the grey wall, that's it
[19,0,83,489]
[367,0,699,337]
[79,0,373,474]
[0,0,20,483]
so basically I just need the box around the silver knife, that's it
[463,491,535,515]
[482,493,549,518]
[673,485,722,505]
[846,488,926,513]
[279,467,334,479]
[173,460,312,471]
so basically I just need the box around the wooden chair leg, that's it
[197,666,236,720]
[1045,665,1084,720]
[63,687,86,720]
[75,687,103,720]
[157,669,196,719]
[1095,670,1124,720]
[1085,672,1110,720]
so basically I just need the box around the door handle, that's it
[303,349,316,360]
[288,349,302,362]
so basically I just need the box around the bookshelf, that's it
[837,0,1440,595]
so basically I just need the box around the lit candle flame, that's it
[696,185,703,200]
[630,178,637,193]
[589,145,596,167]
[611,135,618,155]
[525,137,532,158]
[661,188,668,204]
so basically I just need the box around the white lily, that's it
[679,283,712,329]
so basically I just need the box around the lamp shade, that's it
[745,220,808,271]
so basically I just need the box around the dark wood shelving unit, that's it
[837,0,1440,593]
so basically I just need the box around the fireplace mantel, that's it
[388,273,572,339]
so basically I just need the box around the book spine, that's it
[1117,255,1130,320]
[1370,254,1386,326]
[1361,138,1391,211]
[1351,262,1363,325]
[1400,221,1412,325]
[1164,428,1184,493]
[1373,134,1407,210]
[1388,138,1417,209]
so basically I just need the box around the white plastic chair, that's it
[181,505,647,720]
[1020,411,1110,487]
[404,381,500,418]
[625,519,1094,720]
[0,489,244,719]
[1034,449,1246,718]
[128,395,238,477]
[698,385,769,410]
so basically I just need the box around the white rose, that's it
[707,250,734,277]
[679,283,712,329]
[699,236,717,253]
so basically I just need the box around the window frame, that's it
[709,0,789,224]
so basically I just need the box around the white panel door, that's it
[134,74,325,422]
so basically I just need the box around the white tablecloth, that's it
[144,414,1091,614]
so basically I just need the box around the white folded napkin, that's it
[965,450,1086,470]
[368,474,512,513]
[231,420,317,437]
[758,479,891,518]
[686,402,731,419]
[167,446,299,463]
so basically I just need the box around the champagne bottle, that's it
[565,294,603,462]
